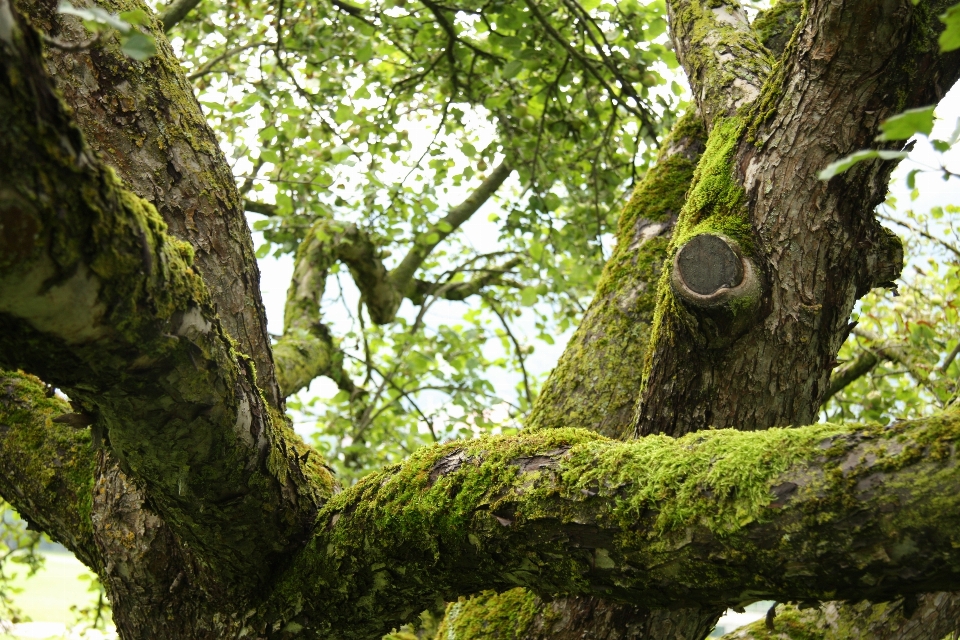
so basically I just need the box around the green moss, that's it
[434,588,545,639]
[526,113,703,437]
[262,411,960,638]
[0,371,97,564]
[752,1,804,57]
[670,116,750,250]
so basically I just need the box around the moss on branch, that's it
[0,9,334,595]
[0,371,99,570]
[262,411,960,639]
[667,0,772,129]
[527,112,704,438]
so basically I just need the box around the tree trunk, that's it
[3,0,960,638]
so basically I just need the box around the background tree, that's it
[3,1,960,640]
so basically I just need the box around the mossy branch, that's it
[0,371,99,572]
[666,0,772,129]
[527,111,705,438]
[0,6,334,594]
[722,595,960,640]
[264,412,960,639]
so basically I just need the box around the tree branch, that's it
[725,594,960,640]
[0,371,99,571]
[665,0,772,130]
[822,351,881,404]
[22,0,283,409]
[265,412,960,639]
[159,0,203,31]
[389,161,513,297]
[0,9,333,594]
[273,222,362,397]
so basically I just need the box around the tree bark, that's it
[263,413,960,639]
[635,0,959,437]
[0,3,333,600]
[3,0,960,638]
[14,0,281,409]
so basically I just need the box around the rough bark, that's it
[0,5,333,600]
[526,111,705,440]
[635,0,959,436]
[437,588,719,640]
[2,0,960,638]
[14,0,281,409]
[264,412,960,639]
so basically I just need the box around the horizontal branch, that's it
[0,7,333,594]
[264,411,960,639]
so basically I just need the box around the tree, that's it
[2,0,960,638]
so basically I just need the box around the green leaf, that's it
[58,0,130,33]
[520,286,538,306]
[940,3,960,52]
[120,33,157,61]
[906,169,920,190]
[876,106,936,141]
[118,8,150,25]
[502,60,524,79]
[818,149,908,180]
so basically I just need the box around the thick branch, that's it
[666,0,772,130]
[0,10,333,594]
[389,161,512,297]
[274,222,360,397]
[527,111,705,439]
[265,412,960,639]
[636,0,959,438]
[0,371,99,571]
[18,0,282,408]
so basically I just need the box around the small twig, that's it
[483,294,533,406]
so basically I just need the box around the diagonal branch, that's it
[0,7,334,594]
[389,161,513,297]
[158,0,203,31]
